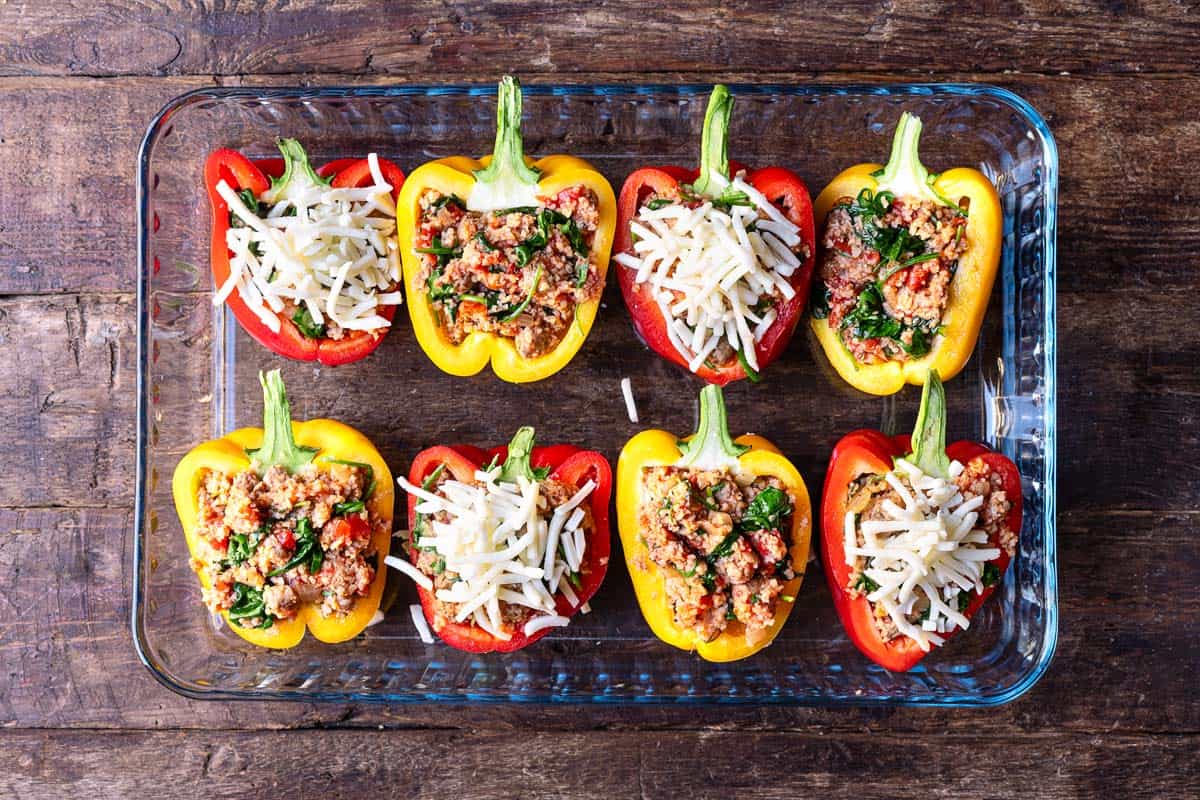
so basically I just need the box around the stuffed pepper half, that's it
[810,112,1002,394]
[172,370,394,648]
[397,77,616,383]
[821,370,1022,671]
[617,385,812,661]
[387,427,612,651]
[614,85,816,384]
[205,139,405,365]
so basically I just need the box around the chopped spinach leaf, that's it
[982,562,1001,588]
[736,348,761,383]
[841,187,894,224]
[332,499,365,516]
[497,263,543,322]
[852,572,880,594]
[645,198,673,211]
[708,530,742,561]
[736,486,791,533]
[431,193,465,211]
[291,305,326,339]
[268,517,323,577]
[411,464,447,546]
[474,231,497,252]
[228,583,273,629]
[559,218,588,256]
[957,591,972,613]
[711,188,753,211]
[221,525,269,569]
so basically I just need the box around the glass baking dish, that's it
[134,83,1057,705]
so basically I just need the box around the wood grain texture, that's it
[0,0,1196,796]
[2,284,1194,513]
[0,295,135,507]
[0,1,1198,78]
[2,508,1195,733]
[0,728,1195,800]
[2,72,1197,297]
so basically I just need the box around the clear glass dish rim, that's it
[132,81,1059,706]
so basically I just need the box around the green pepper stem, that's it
[266,138,330,202]
[689,85,734,198]
[497,426,539,483]
[677,385,750,469]
[905,369,951,479]
[873,112,949,206]
[472,76,541,200]
[245,369,318,473]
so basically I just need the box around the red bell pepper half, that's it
[820,370,1023,672]
[405,428,612,653]
[204,140,406,366]
[614,85,816,385]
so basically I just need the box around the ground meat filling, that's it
[410,471,596,635]
[814,189,968,365]
[638,466,796,643]
[192,462,379,629]
[416,186,603,359]
[844,459,1015,644]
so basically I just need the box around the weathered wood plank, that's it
[1,507,1193,732]
[0,728,1194,799]
[0,295,136,507]
[4,282,1196,512]
[0,73,1196,298]
[0,1,1197,78]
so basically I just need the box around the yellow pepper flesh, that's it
[172,386,393,649]
[616,388,812,662]
[397,79,616,384]
[810,115,1003,396]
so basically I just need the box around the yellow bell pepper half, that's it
[172,371,393,649]
[616,385,812,662]
[810,112,1003,396]
[397,76,616,383]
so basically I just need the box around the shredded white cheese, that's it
[845,458,1001,652]
[613,173,801,373]
[620,377,639,423]
[408,604,435,644]
[394,468,596,641]
[214,158,401,335]
[384,554,433,591]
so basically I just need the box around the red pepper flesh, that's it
[204,148,406,366]
[821,413,1022,672]
[613,94,816,385]
[405,440,612,653]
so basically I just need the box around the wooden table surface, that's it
[1,2,1197,798]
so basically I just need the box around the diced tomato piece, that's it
[275,525,296,551]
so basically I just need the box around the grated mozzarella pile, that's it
[388,468,596,641]
[213,153,402,335]
[612,174,802,373]
[844,458,1001,652]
